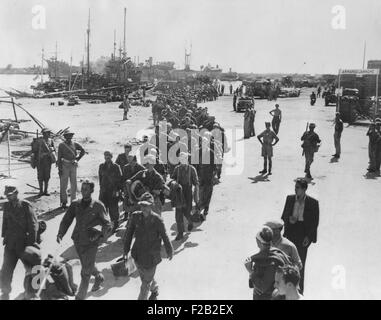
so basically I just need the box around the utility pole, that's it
[123,7,127,59]
[87,8,91,81]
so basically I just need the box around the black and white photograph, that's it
[0,0,381,303]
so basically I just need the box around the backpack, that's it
[250,248,292,294]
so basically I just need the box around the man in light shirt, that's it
[264,220,303,272]
[280,178,319,294]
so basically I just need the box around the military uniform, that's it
[57,199,111,300]
[247,248,291,300]
[123,210,173,300]
[115,153,130,170]
[32,137,55,194]
[257,128,278,174]
[367,125,381,173]
[270,108,282,134]
[57,140,85,206]
[333,117,344,158]
[1,199,38,297]
[301,129,321,178]
[129,169,165,215]
[98,161,123,231]
[171,164,199,237]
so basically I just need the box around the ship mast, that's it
[123,7,127,59]
[86,8,91,81]
[113,29,116,60]
[40,47,44,85]
[69,53,72,91]
[54,42,58,79]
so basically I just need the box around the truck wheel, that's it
[325,99,329,106]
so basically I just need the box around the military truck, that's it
[236,96,254,112]
[337,89,360,123]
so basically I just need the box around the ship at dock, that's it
[23,8,143,101]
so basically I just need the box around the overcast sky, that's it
[1,0,381,74]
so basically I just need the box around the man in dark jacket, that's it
[0,186,39,300]
[123,192,173,300]
[57,180,112,300]
[98,151,123,233]
[115,143,132,170]
[281,178,319,294]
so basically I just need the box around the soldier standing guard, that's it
[0,186,39,300]
[375,118,381,175]
[57,130,85,209]
[301,123,321,180]
[332,112,344,159]
[123,95,130,120]
[257,122,279,175]
[32,128,56,196]
[56,180,112,300]
[269,104,282,135]
[98,151,123,233]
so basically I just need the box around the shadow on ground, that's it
[248,174,270,183]
[38,207,66,221]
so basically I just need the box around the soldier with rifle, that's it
[301,123,321,180]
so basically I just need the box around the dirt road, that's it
[1,92,380,299]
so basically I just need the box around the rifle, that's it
[302,122,309,156]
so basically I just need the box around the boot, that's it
[174,233,184,241]
[43,181,50,196]
[148,290,159,300]
[38,181,44,197]
[91,273,104,292]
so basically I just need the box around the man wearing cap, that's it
[123,192,173,300]
[127,155,165,215]
[171,152,199,240]
[57,180,112,300]
[57,130,86,209]
[281,178,319,293]
[265,220,302,271]
[98,151,123,233]
[269,104,282,134]
[1,186,38,300]
[332,113,344,159]
[257,122,279,175]
[244,226,291,300]
[31,128,56,196]
[116,143,132,170]
[301,123,321,179]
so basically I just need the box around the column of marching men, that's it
[0,83,228,300]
